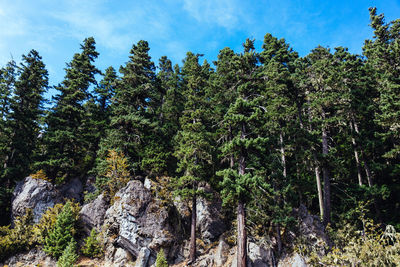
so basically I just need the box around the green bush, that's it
[81,228,103,258]
[57,239,78,267]
[320,220,400,266]
[0,209,36,261]
[35,202,80,244]
[44,201,77,259]
[155,248,168,267]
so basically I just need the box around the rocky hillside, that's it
[0,176,329,267]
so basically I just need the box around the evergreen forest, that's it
[0,7,399,266]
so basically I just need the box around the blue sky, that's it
[0,0,399,96]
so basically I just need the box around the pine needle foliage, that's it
[57,239,78,267]
[81,228,103,258]
[44,201,77,259]
[155,248,168,267]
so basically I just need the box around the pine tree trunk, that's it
[189,194,197,263]
[237,122,247,267]
[280,132,287,178]
[305,99,324,220]
[313,152,324,220]
[275,224,282,255]
[321,123,331,226]
[352,121,381,221]
[352,121,374,187]
[229,124,234,168]
[237,200,247,267]
[276,131,285,254]
[350,121,363,186]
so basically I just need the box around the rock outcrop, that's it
[3,248,56,267]
[59,177,83,202]
[103,180,184,266]
[79,193,108,234]
[296,204,329,255]
[12,177,62,223]
[12,176,85,223]
[278,253,307,267]
[196,185,226,243]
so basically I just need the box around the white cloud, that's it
[182,0,242,29]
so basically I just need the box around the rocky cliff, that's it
[2,176,325,267]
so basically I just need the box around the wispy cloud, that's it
[181,0,244,29]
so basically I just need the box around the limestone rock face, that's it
[79,193,108,234]
[4,248,56,267]
[12,176,85,223]
[12,177,61,223]
[59,177,83,202]
[297,204,329,255]
[196,190,226,243]
[278,253,307,267]
[214,239,230,266]
[103,180,183,265]
[135,247,151,267]
[247,241,275,267]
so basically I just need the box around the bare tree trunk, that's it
[229,124,234,168]
[352,121,374,187]
[280,132,287,178]
[350,121,363,186]
[237,122,247,267]
[275,224,282,255]
[189,194,197,263]
[313,152,324,220]
[305,99,324,220]
[237,200,247,267]
[352,121,382,221]
[275,131,285,254]
[321,123,331,226]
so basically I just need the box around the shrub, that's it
[0,210,36,261]
[96,150,131,203]
[30,169,51,182]
[320,220,400,266]
[44,201,77,259]
[35,202,80,244]
[81,228,103,258]
[155,248,168,267]
[57,239,78,267]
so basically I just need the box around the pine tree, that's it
[364,7,400,160]
[98,40,156,175]
[217,39,266,267]
[174,52,213,263]
[44,201,76,259]
[156,248,168,267]
[305,46,346,226]
[81,228,102,258]
[257,33,299,253]
[141,56,178,176]
[57,239,78,267]
[41,37,100,182]
[5,50,48,183]
[0,61,17,225]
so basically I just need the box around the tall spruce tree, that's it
[140,56,178,176]
[305,46,346,226]
[174,52,213,263]
[41,37,100,182]
[0,60,17,225]
[5,50,48,182]
[364,7,400,161]
[257,34,299,253]
[0,52,47,225]
[217,39,266,267]
[97,40,156,177]
[363,7,400,224]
